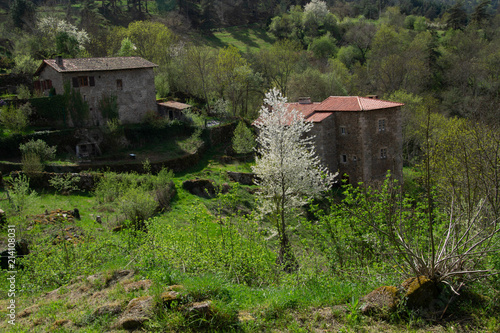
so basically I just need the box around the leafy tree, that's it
[254,39,302,97]
[10,0,36,29]
[117,37,136,57]
[19,139,56,163]
[0,103,32,133]
[232,121,255,154]
[13,54,38,75]
[308,32,338,59]
[56,32,80,58]
[252,88,336,271]
[343,19,377,64]
[98,94,119,121]
[64,83,90,127]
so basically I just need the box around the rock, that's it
[186,301,212,316]
[72,208,81,220]
[161,291,181,309]
[122,279,152,292]
[1,239,30,270]
[112,225,124,232]
[221,183,231,193]
[227,171,255,185]
[93,302,122,316]
[115,296,153,329]
[401,276,440,310]
[182,179,217,198]
[360,286,399,315]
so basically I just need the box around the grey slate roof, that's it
[35,57,158,75]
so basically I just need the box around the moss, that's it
[360,285,400,316]
[402,276,440,309]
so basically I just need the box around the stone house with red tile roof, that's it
[34,56,158,126]
[285,96,403,184]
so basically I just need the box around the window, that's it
[378,119,386,132]
[78,76,89,87]
[340,126,347,135]
[72,76,94,88]
[116,79,123,90]
[341,154,347,163]
[353,155,357,162]
[380,148,387,159]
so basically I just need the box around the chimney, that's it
[56,56,63,67]
[298,97,312,104]
[366,95,378,99]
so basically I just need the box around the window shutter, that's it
[89,76,95,86]
[46,80,52,89]
[34,81,41,91]
[72,77,79,88]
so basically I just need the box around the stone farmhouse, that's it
[34,56,158,126]
[285,96,404,184]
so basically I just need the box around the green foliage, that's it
[119,187,157,228]
[308,33,338,59]
[64,82,89,127]
[232,121,255,154]
[17,85,31,99]
[49,173,81,195]
[0,102,32,133]
[28,95,67,123]
[21,151,44,177]
[56,31,79,58]
[13,54,39,75]
[117,37,136,57]
[19,139,56,162]
[6,173,38,213]
[154,70,170,99]
[98,94,119,121]
[94,169,176,227]
[10,0,36,29]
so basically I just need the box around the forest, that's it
[0,0,499,332]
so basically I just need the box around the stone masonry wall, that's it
[39,67,156,126]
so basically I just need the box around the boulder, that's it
[227,171,255,185]
[360,286,399,315]
[115,296,153,329]
[401,276,440,310]
[182,179,217,198]
[0,239,30,270]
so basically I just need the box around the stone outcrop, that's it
[182,179,217,198]
[226,171,255,185]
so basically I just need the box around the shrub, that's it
[19,139,56,162]
[99,94,119,121]
[0,102,32,133]
[6,173,38,213]
[17,85,31,99]
[21,152,44,177]
[119,187,157,229]
[232,121,255,154]
[49,173,81,194]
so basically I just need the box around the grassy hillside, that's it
[198,24,276,53]
[0,142,499,332]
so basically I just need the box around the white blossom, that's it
[38,16,90,50]
[252,88,337,217]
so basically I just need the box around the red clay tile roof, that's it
[157,101,192,110]
[307,112,334,122]
[35,57,158,75]
[316,96,404,112]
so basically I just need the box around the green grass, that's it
[199,24,276,53]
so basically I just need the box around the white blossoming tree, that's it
[252,88,337,271]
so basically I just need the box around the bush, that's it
[0,102,32,133]
[119,187,157,229]
[19,139,56,162]
[232,121,255,154]
[6,173,38,213]
[49,173,81,194]
[21,152,44,177]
